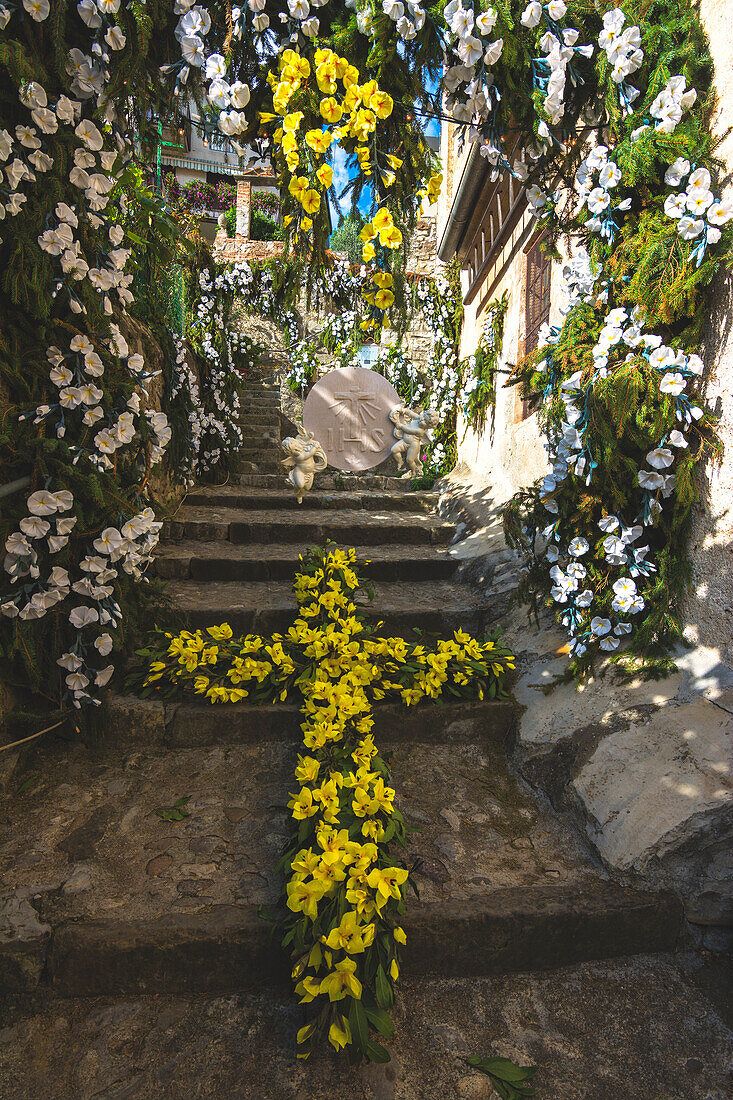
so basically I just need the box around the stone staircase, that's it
[0,373,686,1008]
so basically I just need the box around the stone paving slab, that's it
[165,578,491,635]
[154,541,458,582]
[0,739,679,994]
[163,507,455,547]
[1,955,731,1099]
[238,473,421,491]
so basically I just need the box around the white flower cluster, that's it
[535,303,708,658]
[559,247,603,315]
[597,7,642,99]
[1,486,162,707]
[379,0,426,43]
[168,335,204,485]
[189,268,245,470]
[575,145,630,242]
[662,160,733,261]
[649,75,697,135]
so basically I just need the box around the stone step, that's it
[238,414,281,427]
[154,542,458,583]
[106,695,516,749]
[238,449,278,463]
[239,398,281,410]
[239,472,422,491]
[184,488,438,513]
[163,507,456,547]
[2,956,729,1097]
[233,459,283,474]
[0,737,681,996]
[165,579,491,635]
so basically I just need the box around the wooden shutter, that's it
[521,239,552,418]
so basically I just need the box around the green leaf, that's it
[364,1005,395,1040]
[366,1040,391,1064]
[348,995,369,1054]
[376,964,394,1010]
[155,795,190,822]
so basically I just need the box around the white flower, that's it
[648,345,674,370]
[23,0,50,20]
[252,11,269,29]
[707,200,733,226]
[612,577,637,598]
[204,52,227,79]
[686,189,713,216]
[483,38,503,64]
[587,187,611,214]
[638,469,664,490]
[599,636,620,651]
[590,616,612,636]
[475,8,497,35]
[598,514,619,532]
[75,119,103,151]
[687,166,711,193]
[599,162,621,189]
[181,35,205,65]
[669,429,688,448]
[94,527,123,554]
[567,537,589,557]
[457,34,483,64]
[659,371,686,395]
[547,0,566,17]
[27,489,58,515]
[69,605,99,628]
[78,0,102,25]
[93,633,113,656]
[105,26,126,49]
[229,81,250,109]
[664,158,690,187]
[20,515,50,538]
[576,589,593,607]
[664,193,686,219]
[58,652,83,673]
[520,1,541,28]
[646,446,674,469]
[95,664,115,686]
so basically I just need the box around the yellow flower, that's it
[206,624,232,640]
[286,877,327,921]
[305,128,332,155]
[288,787,318,820]
[295,755,321,784]
[373,271,393,288]
[319,97,343,123]
[281,130,298,153]
[362,241,376,263]
[328,1016,352,1051]
[283,111,303,133]
[295,975,321,1003]
[393,926,407,945]
[302,216,313,231]
[372,207,393,232]
[370,90,394,118]
[379,223,403,248]
[319,958,363,1001]
[390,958,399,981]
[366,865,409,907]
[301,188,321,215]
[386,154,404,170]
[360,78,379,106]
[316,163,334,188]
[323,911,375,955]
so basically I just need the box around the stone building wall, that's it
[436,6,733,934]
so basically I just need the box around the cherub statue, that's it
[281,425,328,503]
[388,405,440,478]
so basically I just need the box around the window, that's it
[520,238,552,419]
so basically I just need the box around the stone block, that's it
[572,699,732,875]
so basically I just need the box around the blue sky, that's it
[328,89,441,227]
